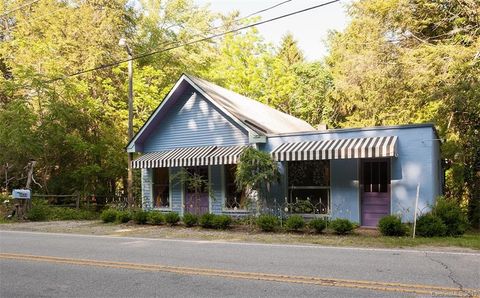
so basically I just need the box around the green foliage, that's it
[116,211,132,223]
[212,215,232,230]
[132,210,149,225]
[199,213,216,229]
[285,215,305,231]
[378,215,407,236]
[147,211,164,225]
[432,197,469,236]
[48,207,98,221]
[27,205,50,222]
[309,218,327,233]
[330,218,355,235]
[416,214,447,237]
[101,209,117,223]
[235,147,280,208]
[182,213,198,227]
[256,214,279,232]
[164,212,180,226]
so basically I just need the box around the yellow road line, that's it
[1,253,478,297]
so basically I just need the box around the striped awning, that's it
[207,145,246,165]
[132,145,248,169]
[272,136,398,161]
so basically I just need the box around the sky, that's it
[195,0,352,61]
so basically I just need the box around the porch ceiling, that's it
[272,136,398,161]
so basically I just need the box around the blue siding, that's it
[266,126,439,222]
[210,165,223,214]
[330,159,360,223]
[143,87,249,152]
[170,167,184,215]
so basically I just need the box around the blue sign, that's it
[12,189,31,200]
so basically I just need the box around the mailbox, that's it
[12,189,31,200]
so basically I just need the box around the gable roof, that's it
[127,74,315,151]
[185,75,315,134]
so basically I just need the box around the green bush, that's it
[147,211,164,225]
[199,213,216,229]
[132,210,149,225]
[433,197,469,236]
[309,218,327,233]
[27,205,50,221]
[165,212,180,225]
[182,213,198,227]
[378,215,407,236]
[47,207,98,221]
[100,209,117,223]
[116,211,132,223]
[256,214,279,232]
[416,213,447,237]
[330,218,355,235]
[285,215,305,231]
[212,215,232,229]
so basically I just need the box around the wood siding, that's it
[143,87,249,152]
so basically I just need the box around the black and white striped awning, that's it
[207,145,246,165]
[132,145,248,169]
[272,136,398,161]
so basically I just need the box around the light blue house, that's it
[127,74,442,226]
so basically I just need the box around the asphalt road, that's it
[0,230,479,297]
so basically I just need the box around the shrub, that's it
[199,213,216,229]
[100,209,117,223]
[182,213,198,227]
[432,197,469,236]
[309,218,327,233]
[165,212,180,225]
[285,215,305,231]
[212,215,232,229]
[256,214,279,232]
[416,213,447,237]
[378,215,407,236]
[27,205,50,221]
[47,207,98,221]
[116,211,132,223]
[132,210,149,225]
[330,218,355,235]
[147,211,164,225]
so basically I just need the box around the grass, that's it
[1,220,478,251]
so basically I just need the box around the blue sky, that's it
[195,0,352,61]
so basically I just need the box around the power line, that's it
[242,0,292,20]
[1,0,42,17]
[46,0,340,83]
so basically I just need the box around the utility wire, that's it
[46,0,340,83]
[1,0,42,17]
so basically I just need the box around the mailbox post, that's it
[12,189,31,219]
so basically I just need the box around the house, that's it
[127,74,443,227]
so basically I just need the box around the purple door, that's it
[185,192,209,215]
[184,166,210,215]
[361,160,390,227]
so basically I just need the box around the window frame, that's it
[222,164,248,212]
[152,167,172,211]
[286,160,331,215]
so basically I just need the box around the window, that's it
[363,161,388,193]
[287,161,330,214]
[224,164,246,210]
[153,168,169,208]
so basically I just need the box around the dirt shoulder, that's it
[1,220,479,253]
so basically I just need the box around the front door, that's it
[361,159,390,227]
[184,166,209,215]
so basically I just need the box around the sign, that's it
[12,189,31,200]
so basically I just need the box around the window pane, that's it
[153,168,169,208]
[372,162,379,192]
[186,166,209,193]
[288,161,330,186]
[224,165,246,209]
[363,162,371,192]
[379,161,388,192]
[289,189,330,214]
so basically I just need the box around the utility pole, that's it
[119,38,134,208]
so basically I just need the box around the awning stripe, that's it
[132,145,248,169]
[271,136,398,161]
